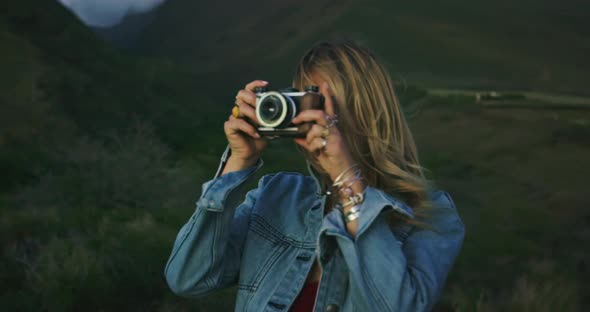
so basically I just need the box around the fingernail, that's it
[255,133,261,138]
[262,80,269,84]
[323,82,329,89]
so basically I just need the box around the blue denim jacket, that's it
[165,147,465,311]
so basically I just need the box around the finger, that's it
[321,82,335,117]
[245,80,269,92]
[225,117,260,139]
[308,136,327,152]
[306,124,326,145]
[236,89,257,107]
[292,109,327,126]
[294,137,309,149]
[294,137,314,153]
[235,98,258,123]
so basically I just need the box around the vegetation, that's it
[132,0,590,95]
[1,0,589,311]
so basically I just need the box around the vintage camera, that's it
[255,85,324,138]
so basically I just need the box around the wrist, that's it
[221,155,259,175]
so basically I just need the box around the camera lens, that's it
[259,95,283,124]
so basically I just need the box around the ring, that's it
[232,104,241,118]
[321,138,327,149]
[325,114,338,128]
[321,127,330,138]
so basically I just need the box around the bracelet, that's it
[341,192,364,209]
[338,176,364,197]
[344,205,361,223]
[332,164,360,188]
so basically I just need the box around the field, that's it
[412,93,590,311]
[3,90,589,311]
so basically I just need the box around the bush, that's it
[1,123,203,311]
[444,260,579,312]
[14,122,196,213]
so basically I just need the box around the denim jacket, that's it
[165,147,465,312]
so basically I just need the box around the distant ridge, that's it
[93,9,159,49]
[127,0,590,95]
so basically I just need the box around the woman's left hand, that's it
[293,82,356,182]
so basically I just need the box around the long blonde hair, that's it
[293,40,431,226]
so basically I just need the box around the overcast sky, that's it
[58,0,166,27]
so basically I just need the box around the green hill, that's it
[132,0,590,94]
[0,0,220,189]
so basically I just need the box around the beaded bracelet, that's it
[341,192,364,209]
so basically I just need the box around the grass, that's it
[409,94,590,310]
[3,92,588,311]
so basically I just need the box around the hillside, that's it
[132,0,590,95]
[1,2,224,310]
[0,0,219,189]
[92,9,159,49]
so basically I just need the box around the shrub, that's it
[2,122,202,311]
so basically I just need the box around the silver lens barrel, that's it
[256,91,297,128]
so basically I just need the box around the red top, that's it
[289,281,320,312]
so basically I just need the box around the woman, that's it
[165,40,465,312]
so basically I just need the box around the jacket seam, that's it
[253,244,289,288]
[164,206,204,275]
[362,264,392,311]
[243,245,285,309]
[250,214,316,248]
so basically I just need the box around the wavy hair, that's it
[293,40,431,226]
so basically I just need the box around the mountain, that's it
[0,0,214,189]
[92,9,159,49]
[131,0,590,94]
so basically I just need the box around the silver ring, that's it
[325,114,338,128]
[321,138,327,149]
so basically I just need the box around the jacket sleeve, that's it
[164,147,267,298]
[320,187,465,311]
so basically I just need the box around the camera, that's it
[255,85,324,138]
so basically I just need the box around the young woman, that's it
[165,40,465,312]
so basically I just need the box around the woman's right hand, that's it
[222,80,269,172]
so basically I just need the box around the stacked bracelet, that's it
[344,205,361,222]
[341,192,364,209]
[331,164,365,223]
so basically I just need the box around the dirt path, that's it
[427,88,590,108]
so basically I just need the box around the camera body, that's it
[255,85,324,138]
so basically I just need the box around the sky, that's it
[57,0,166,27]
